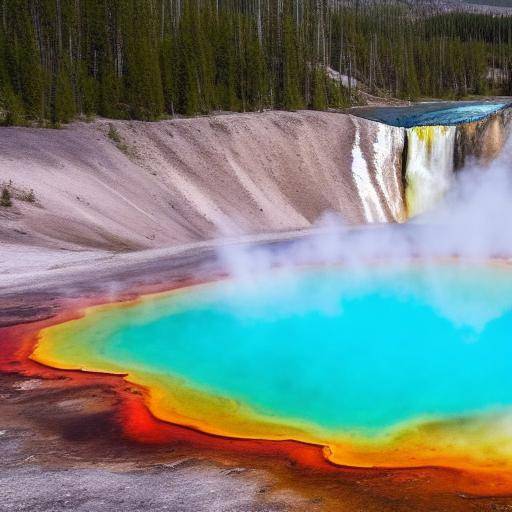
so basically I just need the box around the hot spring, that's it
[33,262,512,471]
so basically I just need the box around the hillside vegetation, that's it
[1,0,512,126]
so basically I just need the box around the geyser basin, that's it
[33,264,512,472]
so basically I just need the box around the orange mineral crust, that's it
[0,299,335,475]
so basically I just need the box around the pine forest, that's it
[1,0,512,125]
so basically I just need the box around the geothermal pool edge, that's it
[4,257,512,504]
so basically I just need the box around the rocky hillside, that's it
[0,112,405,252]
[2,107,510,254]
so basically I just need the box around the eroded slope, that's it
[0,111,405,252]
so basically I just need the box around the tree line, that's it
[1,0,512,126]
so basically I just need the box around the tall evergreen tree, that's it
[122,0,164,120]
[54,59,76,124]
[282,13,303,110]
[311,67,327,110]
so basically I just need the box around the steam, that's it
[216,122,512,329]
[422,140,512,258]
[220,125,512,271]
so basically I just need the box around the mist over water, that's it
[220,122,512,271]
[217,120,512,332]
[424,134,512,258]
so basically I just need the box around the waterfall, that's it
[373,123,407,223]
[352,126,388,223]
[405,126,456,218]
[351,121,406,223]
[349,107,511,223]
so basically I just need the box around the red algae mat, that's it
[0,297,334,472]
[3,268,512,498]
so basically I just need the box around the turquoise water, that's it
[350,101,509,128]
[95,265,512,435]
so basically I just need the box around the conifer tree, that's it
[311,67,327,110]
[0,28,25,125]
[122,0,164,120]
[160,35,178,116]
[176,2,200,115]
[54,60,76,124]
[9,1,44,120]
[245,26,267,111]
[215,14,239,111]
[282,14,303,110]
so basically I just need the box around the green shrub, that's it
[1,187,12,207]
[107,123,133,157]
[107,123,121,144]
[19,188,36,203]
[1,88,25,126]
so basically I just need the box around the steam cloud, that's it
[219,127,512,278]
[216,126,512,329]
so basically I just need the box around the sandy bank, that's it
[0,111,405,254]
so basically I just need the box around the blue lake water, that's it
[350,100,510,128]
